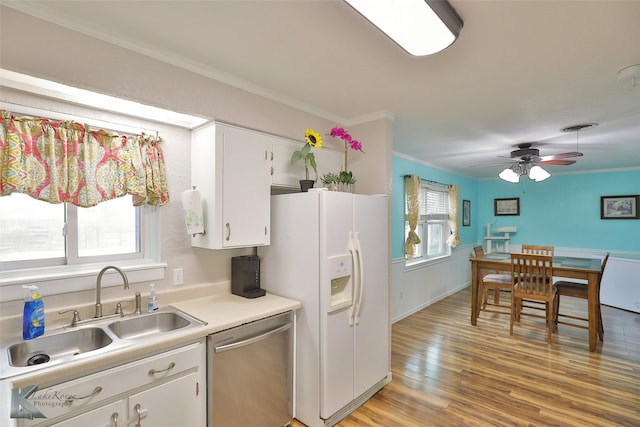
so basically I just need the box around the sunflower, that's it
[305,128,323,148]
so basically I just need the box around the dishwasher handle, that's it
[213,322,292,353]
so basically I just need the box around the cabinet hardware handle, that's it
[134,403,142,427]
[148,361,175,376]
[226,222,231,241]
[65,386,103,404]
[265,226,267,235]
[110,412,118,427]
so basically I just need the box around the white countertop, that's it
[1,290,300,387]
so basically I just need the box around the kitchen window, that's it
[405,184,451,266]
[0,193,141,269]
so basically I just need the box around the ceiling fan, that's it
[502,141,582,166]
[470,123,596,182]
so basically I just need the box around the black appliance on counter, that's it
[231,255,266,298]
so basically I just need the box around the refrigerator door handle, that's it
[353,232,365,324]
[348,231,359,326]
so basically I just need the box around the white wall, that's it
[0,9,393,320]
[391,244,474,323]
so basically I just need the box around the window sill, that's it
[0,260,167,302]
[404,254,451,272]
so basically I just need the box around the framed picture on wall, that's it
[600,195,639,219]
[462,199,471,226]
[494,198,520,216]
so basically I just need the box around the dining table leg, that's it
[471,261,479,325]
[587,271,600,352]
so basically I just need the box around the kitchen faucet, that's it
[95,265,129,318]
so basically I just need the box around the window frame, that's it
[0,203,164,302]
[0,104,166,303]
[405,184,452,268]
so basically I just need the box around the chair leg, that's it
[597,305,604,341]
[510,296,517,336]
[546,301,554,344]
[553,294,560,332]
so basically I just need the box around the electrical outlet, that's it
[173,268,184,286]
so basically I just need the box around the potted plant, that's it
[291,128,322,192]
[337,171,357,193]
[320,172,339,191]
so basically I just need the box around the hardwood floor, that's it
[292,287,640,426]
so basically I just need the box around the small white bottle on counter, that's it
[147,283,159,312]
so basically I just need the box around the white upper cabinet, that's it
[191,122,271,249]
[190,122,344,249]
[271,137,302,188]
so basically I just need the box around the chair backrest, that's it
[511,253,554,297]
[521,244,555,256]
[473,245,484,258]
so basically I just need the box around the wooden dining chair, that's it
[519,245,555,312]
[473,245,512,317]
[522,244,555,256]
[510,253,556,343]
[553,253,609,341]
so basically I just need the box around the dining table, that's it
[470,252,603,352]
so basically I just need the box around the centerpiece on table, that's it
[291,128,323,192]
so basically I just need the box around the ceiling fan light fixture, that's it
[344,0,463,56]
[529,165,550,182]
[499,167,520,183]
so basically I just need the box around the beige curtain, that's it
[446,184,461,248]
[0,110,169,207]
[404,175,421,259]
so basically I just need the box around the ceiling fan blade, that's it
[538,159,576,165]
[539,151,583,161]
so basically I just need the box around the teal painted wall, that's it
[477,169,640,252]
[392,153,640,258]
[392,155,478,259]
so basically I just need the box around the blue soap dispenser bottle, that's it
[23,285,45,340]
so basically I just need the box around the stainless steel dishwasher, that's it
[207,311,293,427]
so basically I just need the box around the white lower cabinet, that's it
[128,372,202,426]
[15,341,206,427]
[49,401,125,427]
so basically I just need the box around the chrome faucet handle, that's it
[58,309,81,327]
[115,299,134,317]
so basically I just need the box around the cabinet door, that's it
[128,372,204,427]
[221,126,271,247]
[48,401,125,427]
[271,138,303,188]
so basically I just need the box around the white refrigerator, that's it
[258,189,391,427]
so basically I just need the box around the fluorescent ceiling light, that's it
[0,68,208,129]
[345,0,463,56]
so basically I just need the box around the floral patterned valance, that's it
[0,110,169,207]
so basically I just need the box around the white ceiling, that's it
[4,0,640,179]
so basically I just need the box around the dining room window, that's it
[405,184,451,265]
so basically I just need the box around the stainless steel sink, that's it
[0,305,206,379]
[7,327,113,367]
[108,311,192,339]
